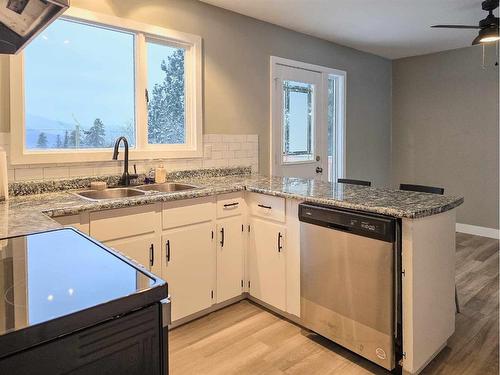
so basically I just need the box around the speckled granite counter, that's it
[0,174,463,239]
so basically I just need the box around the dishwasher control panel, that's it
[299,203,396,242]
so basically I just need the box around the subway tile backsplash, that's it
[0,134,259,182]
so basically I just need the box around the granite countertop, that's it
[0,174,463,239]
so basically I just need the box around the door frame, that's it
[270,56,346,181]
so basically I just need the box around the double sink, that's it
[75,183,198,201]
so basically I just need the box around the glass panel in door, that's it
[282,80,315,164]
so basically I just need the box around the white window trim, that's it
[9,7,203,165]
[269,56,346,181]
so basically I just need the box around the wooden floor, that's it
[170,233,499,375]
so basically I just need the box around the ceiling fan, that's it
[432,0,499,45]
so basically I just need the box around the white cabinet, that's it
[53,212,89,234]
[104,234,161,275]
[88,204,162,274]
[216,217,244,303]
[162,222,215,321]
[216,192,245,218]
[285,199,301,317]
[248,217,286,311]
[246,192,285,223]
[55,191,300,323]
[89,204,161,241]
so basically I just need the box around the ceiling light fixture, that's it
[432,0,499,46]
[472,26,500,44]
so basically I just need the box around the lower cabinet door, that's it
[162,222,215,321]
[104,234,161,276]
[248,218,286,311]
[216,217,244,303]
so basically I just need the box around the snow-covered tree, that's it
[68,128,82,148]
[83,118,106,148]
[148,49,185,144]
[36,132,48,148]
[55,134,62,148]
[63,130,69,148]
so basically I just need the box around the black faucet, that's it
[112,136,138,186]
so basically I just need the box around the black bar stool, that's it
[400,183,444,195]
[338,178,371,187]
[400,183,460,313]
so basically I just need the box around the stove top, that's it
[0,228,161,338]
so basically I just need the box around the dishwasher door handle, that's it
[327,222,351,232]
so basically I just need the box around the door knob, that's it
[315,166,323,174]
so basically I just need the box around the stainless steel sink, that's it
[75,188,146,201]
[135,183,199,193]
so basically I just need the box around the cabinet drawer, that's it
[246,192,285,223]
[89,204,159,242]
[53,213,89,234]
[162,196,215,229]
[216,192,244,218]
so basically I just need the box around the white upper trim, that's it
[10,7,203,165]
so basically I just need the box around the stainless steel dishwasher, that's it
[299,203,400,371]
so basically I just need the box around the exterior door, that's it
[272,64,326,179]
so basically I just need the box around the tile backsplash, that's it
[0,134,259,182]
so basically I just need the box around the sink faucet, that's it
[112,136,138,186]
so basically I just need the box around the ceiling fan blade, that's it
[431,25,480,29]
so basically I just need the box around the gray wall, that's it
[392,46,499,228]
[0,0,392,182]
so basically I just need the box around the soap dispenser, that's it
[155,164,167,183]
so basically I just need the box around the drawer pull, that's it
[223,202,239,208]
[166,240,171,262]
[258,204,272,209]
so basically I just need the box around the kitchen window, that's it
[10,9,202,164]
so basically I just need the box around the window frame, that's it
[10,7,203,165]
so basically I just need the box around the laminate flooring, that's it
[169,233,499,375]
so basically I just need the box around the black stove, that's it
[0,228,168,374]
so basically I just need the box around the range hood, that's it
[0,0,69,54]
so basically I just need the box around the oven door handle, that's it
[160,297,171,375]
[161,297,171,327]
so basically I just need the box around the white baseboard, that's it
[456,223,499,239]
